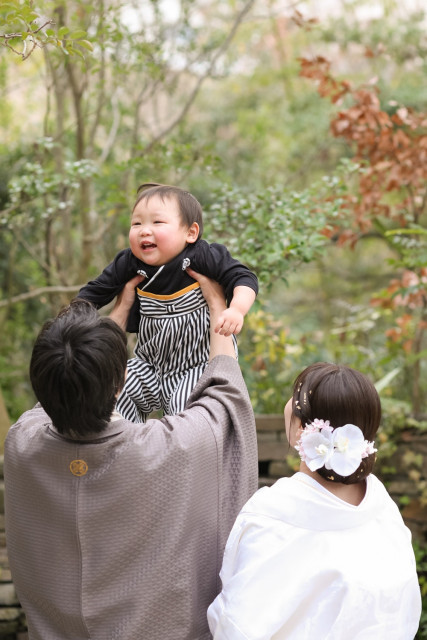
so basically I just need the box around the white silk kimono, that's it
[4,356,258,640]
[208,472,421,640]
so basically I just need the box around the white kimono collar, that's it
[241,472,390,531]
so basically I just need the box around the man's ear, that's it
[186,222,199,244]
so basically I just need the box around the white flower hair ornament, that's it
[295,419,377,477]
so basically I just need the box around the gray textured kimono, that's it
[4,356,258,640]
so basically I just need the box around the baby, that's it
[78,183,258,422]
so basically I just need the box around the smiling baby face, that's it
[129,193,199,267]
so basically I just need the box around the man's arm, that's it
[181,269,258,560]
[186,268,237,359]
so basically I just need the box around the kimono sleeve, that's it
[182,355,257,458]
[77,249,141,332]
[207,516,340,640]
[77,249,135,308]
[192,242,258,303]
[181,355,258,543]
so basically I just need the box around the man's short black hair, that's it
[30,299,128,437]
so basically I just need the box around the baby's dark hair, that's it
[134,183,203,238]
[291,362,381,484]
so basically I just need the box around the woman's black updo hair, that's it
[291,362,381,484]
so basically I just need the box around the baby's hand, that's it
[109,274,144,330]
[215,308,244,336]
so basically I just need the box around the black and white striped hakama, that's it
[116,282,236,422]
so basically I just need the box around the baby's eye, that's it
[131,221,141,226]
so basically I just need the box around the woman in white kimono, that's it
[208,362,422,640]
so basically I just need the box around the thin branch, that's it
[0,285,85,309]
[65,59,85,157]
[0,39,36,59]
[28,20,55,36]
[82,210,122,244]
[131,75,166,150]
[14,228,51,274]
[0,20,54,60]
[0,20,53,41]
[88,0,106,153]
[139,0,257,157]
[98,90,121,164]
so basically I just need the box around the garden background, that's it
[0,0,426,637]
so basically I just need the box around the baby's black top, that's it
[78,240,259,332]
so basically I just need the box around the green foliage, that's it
[3,142,98,230]
[202,167,357,286]
[0,0,92,60]
[193,40,340,189]
[321,2,427,74]
[414,541,427,638]
[385,228,427,273]
[238,307,297,414]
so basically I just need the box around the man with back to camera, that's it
[4,271,258,640]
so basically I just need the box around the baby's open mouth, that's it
[141,242,156,249]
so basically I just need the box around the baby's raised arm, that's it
[214,285,256,337]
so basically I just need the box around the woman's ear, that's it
[294,424,303,448]
[186,222,199,244]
